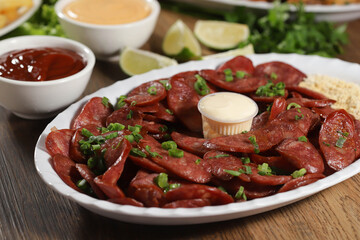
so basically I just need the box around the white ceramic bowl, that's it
[55,0,160,60]
[0,35,95,119]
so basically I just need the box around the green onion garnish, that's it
[145,145,162,158]
[287,102,302,110]
[161,141,177,150]
[127,110,133,119]
[159,79,172,90]
[168,148,184,158]
[291,168,307,178]
[235,186,247,201]
[208,154,230,159]
[336,136,347,148]
[257,163,272,176]
[147,86,157,95]
[101,97,110,108]
[298,136,308,142]
[270,72,278,80]
[255,81,285,97]
[115,95,127,109]
[165,109,173,115]
[236,71,247,79]
[241,157,251,164]
[248,136,260,154]
[194,74,210,96]
[130,148,147,158]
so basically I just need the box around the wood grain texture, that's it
[1,8,360,240]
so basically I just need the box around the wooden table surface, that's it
[1,6,360,240]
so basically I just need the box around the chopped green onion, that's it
[154,173,169,189]
[235,186,247,201]
[154,173,180,193]
[270,72,278,80]
[105,132,118,140]
[255,81,285,97]
[92,144,101,151]
[147,86,157,95]
[208,154,230,159]
[224,169,242,176]
[159,125,168,132]
[287,102,302,110]
[241,157,250,164]
[295,114,304,121]
[124,134,134,143]
[102,97,110,108]
[128,124,142,133]
[127,110,133,119]
[161,141,177,150]
[291,168,307,178]
[194,74,210,96]
[87,157,97,169]
[336,136,347,148]
[223,69,234,82]
[76,179,94,196]
[165,109,173,115]
[323,141,330,147]
[115,95,127,109]
[159,79,172,90]
[130,148,147,158]
[168,148,184,158]
[195,159,201,165]
[298,136,308,142]
[223,68,232,76]
[112,140,122,149]
[244,165,252,175]
[130,101,137,106]
[337,131,349,137]
[257,163,272,176]
[248,136,260,154]
[169,183,181,190]
[236,71,247,79]
[145,145,162,158]
[81,128,94,138]
[132,132,143,143]
[241,130,248,134]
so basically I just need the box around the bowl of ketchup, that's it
[0,35,95,119]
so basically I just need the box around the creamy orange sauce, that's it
[63,0,151,25]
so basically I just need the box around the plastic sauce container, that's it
[198,92,258,139]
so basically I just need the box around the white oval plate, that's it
[35,53,360,225]
[0,0,42,37]
[172,0,360,22]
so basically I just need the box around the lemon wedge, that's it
[162,19,201,61]
[202,44,254,60]
[194,20,250,50]
[119,47,178,76]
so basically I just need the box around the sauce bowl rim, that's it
[54,0,160,29]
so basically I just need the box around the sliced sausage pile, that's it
[45,56,360,208]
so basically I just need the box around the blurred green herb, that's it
[2,0,65,39]
[161,1,348,57]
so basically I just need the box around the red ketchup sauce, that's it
[0,47,86,81]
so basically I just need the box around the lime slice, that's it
[119,47,178,76]
[202,44,254,60]
[162,19,201,61]
[194,20,250,50]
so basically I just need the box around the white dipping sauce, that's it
[198,92,258,139]
[198,92,258,123]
